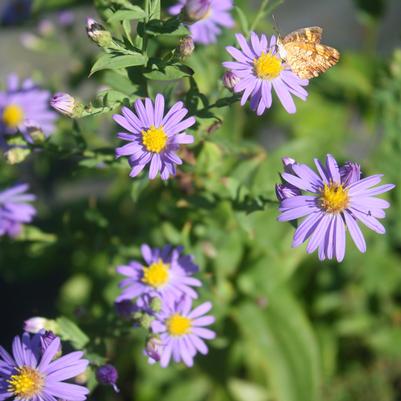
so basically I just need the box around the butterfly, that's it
[277,27,340,79]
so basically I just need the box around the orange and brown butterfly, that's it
[276,27,340,80]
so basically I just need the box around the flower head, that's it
[179,36,195,58]
[169,0,234,44]
[113,94,195,180]
[223,33,309,114]
[0,332,89,401]
[116,244,201,304]
[0,183,36,238]
[150,296,215,367]
[277,154,395,261]
[86,17,112,48]
[0,74,57,142]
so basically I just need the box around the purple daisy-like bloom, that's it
[223,32,309,115]
[169,0,234,44]
[113,94,195,180]
[150,296,215,367]
[116,244,201,304]
[0,74,57,142]
[275,157,303,201]
[0,332,89,401]
[0,183,36,238]
[277,154,395,262]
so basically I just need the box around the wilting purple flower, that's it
[169,0,234,44]
[116,244,201,305]
[223,33,309,115]
[150,296,215,367]
[0,183,36,238]
[179,36,195,57]
[1,0,31,26]
[275,157,302,201]
[0,74,57,142]
[0,332,89,401]
[113,94,195,180]
[96,364,119,392]
[277,154,395,262]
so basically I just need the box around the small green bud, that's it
[86,18,113,48]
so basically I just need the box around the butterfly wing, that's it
[281,27,340,79]
[282,26,323,45]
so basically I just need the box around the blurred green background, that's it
[1,0,401,401]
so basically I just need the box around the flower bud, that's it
[340,161,361,186]
[40,331,62,356]
[139,313,154,330]
[115,300,137,319]
[26,123,46,144]
[185,0,211,21]
[50,93,83,118]
[86,17,112,48]
[4,147,30,165]
[149,297,162,313]
[96,364,119,392]
[276,157,302,202]
[24,317,48,333]
[222,71,240,91]
[144,337,162,364]
[179,36,195,58]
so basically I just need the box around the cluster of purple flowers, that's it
[116,244,215,367]
[0,331,89,401]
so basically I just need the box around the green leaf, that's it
[144,64,194,81]
[107,8,146,23]
[56,317,90,349]
[235,290,320,401]
[141,17,189,36]
[90,52,146,75]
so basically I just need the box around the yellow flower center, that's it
[8,366,44,398]
[2,104,24,128]
[142,259,170,288]
[167,314,192,336]
[320,182,349,214]
[142,125,168,153]
[254,52,283,80]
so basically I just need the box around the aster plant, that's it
[277,154,395,261]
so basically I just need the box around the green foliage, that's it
[1,1,401,401]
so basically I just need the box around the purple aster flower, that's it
[113,94,195,180]
[0,74,57,142]
[169,0,234,44]
[116,244,201,304]
[40,331,61,355]
[0,332,89,401]
[96,364,119,392]
[144,337,162,364]
[0,183,36,238]
[150,295,216,367]
[223,32,309,115]
[277,154,395,262]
